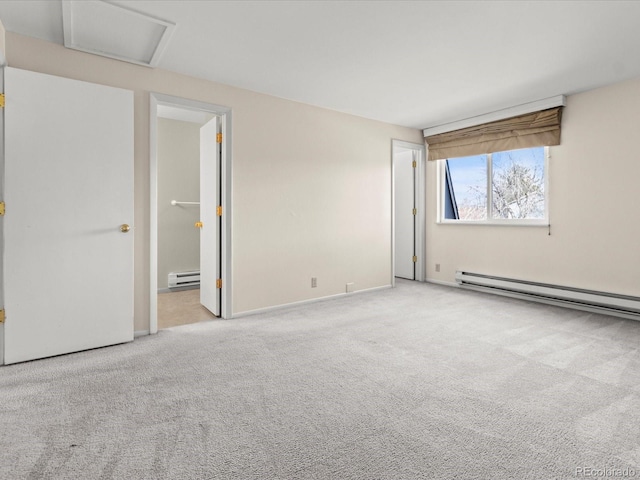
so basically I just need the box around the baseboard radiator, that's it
[455,271,640,321]
[168,270,200,289]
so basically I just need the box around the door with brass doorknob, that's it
[3,67,134,364]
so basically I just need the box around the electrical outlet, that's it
[346,282,355,293]
[435,264,441,272]
[311,277,317,288]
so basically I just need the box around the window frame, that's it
[437,146,550,226]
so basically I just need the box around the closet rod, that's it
[171,200,200,206]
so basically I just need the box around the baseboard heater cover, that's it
[168,270,200,289]
[455,271,640,320]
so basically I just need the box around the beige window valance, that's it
[425,107,563,161]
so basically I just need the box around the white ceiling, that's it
[1,0,639,129]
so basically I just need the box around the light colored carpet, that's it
[2,280,640,479]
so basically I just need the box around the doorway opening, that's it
[392,140,426,283]
[150,94,232,334]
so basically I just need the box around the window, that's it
[440,146,548,224]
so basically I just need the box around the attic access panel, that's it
[62,0,175,67]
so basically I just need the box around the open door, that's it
[393,140,425,283]
[199,117,220,316]
[3,68,134,364]
[394,149,416,280]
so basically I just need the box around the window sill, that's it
[436,220,549,227]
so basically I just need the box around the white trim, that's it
[149,93,233,336]
[220,109,233,320]
[425,279,458,288]
[134,330,150,338]
[437,220,549,227]
[149,94,159,334]
[423,95,566,137]
[0,67,4,364]
[544,146,550,224]
[436,159,444,224]
[157,285,199,294]
[391,139,427,283]
[390,141,395,288]
[415,147,426,282]
[233,285,392,319]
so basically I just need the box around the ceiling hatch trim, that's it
[61,0,176,68]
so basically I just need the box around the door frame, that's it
[391,139,426,286]
[0,66,6,363]
[149,93,232,332]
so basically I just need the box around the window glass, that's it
[442,147,547,223]
[446,154,486,220]
[491,147,545,219]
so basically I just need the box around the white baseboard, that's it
[158,285,199,294]
[425,278,459,288]
[134,330,150,338]
[233,285,392,319]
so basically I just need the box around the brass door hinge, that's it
[412,256,417,263]
[0,309,5,324]
[412,160,417,168]
[412,208,417,216]
[0,94,5,108]
[0,202,4,216]
[195,221,203,228]
[216,278,222,289]
[216,133,222,144]
[216,205,222,216]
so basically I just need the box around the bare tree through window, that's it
[492,151,545,219]
[444,147,545,221]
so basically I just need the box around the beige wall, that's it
[157,118,201,290]
[4,33,423,329]
[426,77,640,296]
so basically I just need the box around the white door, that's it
[3,67,134,364]
[394,150,416,280]
[199,117,220,316]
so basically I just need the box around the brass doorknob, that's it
[120,224,130,233]
[195,221,203,228]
